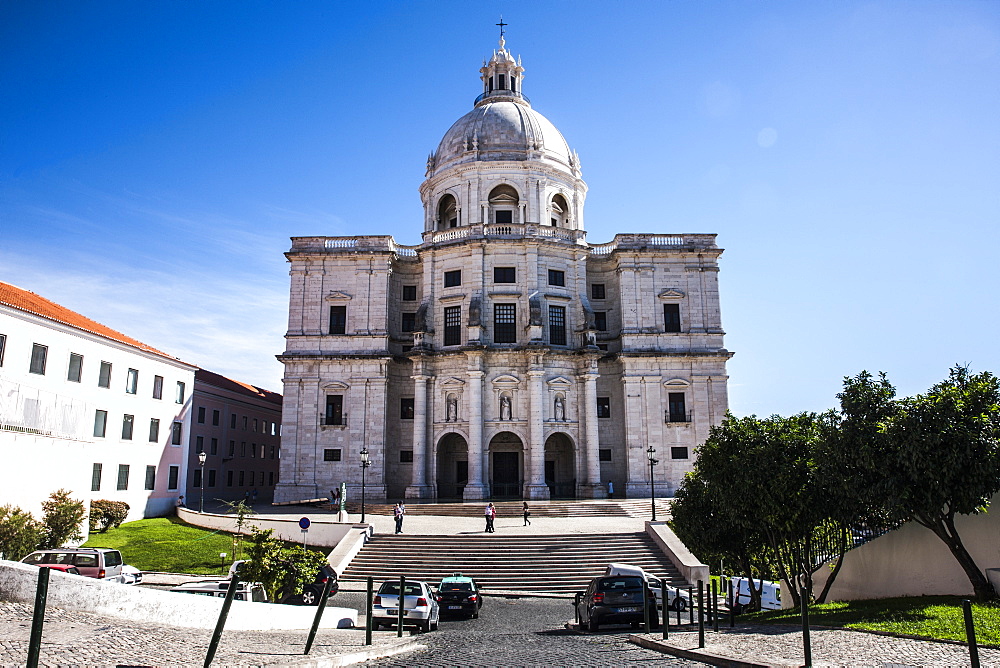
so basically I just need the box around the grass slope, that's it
[750,596,1000,645]
[84,517,240,575]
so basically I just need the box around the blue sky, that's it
[2,1,998,416]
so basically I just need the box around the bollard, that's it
[677,588,682,626]
[688,586,694,625]
[303,576,336,654]
[26,566,50,668]
[365,577,373,646]
[712,580,719,632]
[397,575,405,637]
[962,599,980,668]
[643,582,651,633]
[574,592,580,625]
[697,580,705,649]
[801,583,812,668]
[204,569,242,667]
[728,579,734,628]
[661,581,668,640]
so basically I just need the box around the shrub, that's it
[89,500,130,533]
[0,505,44,560]
[40,489,87,548]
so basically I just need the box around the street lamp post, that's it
[646,445,658,521]
[198,450,207,513]
[360,446,371,523]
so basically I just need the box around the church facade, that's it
[275,37,732,504]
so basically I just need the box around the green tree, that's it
[89,500,130,532]
[220,498,256,561]
[40,489,87,548]
[240,527,328,603]
[0,505,44,560]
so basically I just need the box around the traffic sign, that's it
[299,517,311,530]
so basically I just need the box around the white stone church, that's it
[275,36,732,504]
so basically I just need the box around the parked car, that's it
[121,564,143,585]
[577,575,659,631]
[36,564,82,575]
[726,576,781,613]
[435,574,483,618]
[21,548,125,582]
[169,578,268,602]
[605,563,689,611]
[372,580,440,632]
[227,560,339,605]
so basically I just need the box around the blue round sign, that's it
[298,517,311,530]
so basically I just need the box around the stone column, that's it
[406,369,434,499]
[579,363,607,498]
[525,367,550,500]
[464,353,487,500]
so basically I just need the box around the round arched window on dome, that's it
[550,194,570,227]
[488,185,519,226]
[438,194,459,229]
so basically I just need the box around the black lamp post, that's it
[360,446,371,523]
[198,450,207,513]
[646,445,658,521]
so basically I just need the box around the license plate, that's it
[616,606,640,613]
[448,605,462,609]
[386,609,397,615]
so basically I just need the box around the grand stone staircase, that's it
[340,531,688,594]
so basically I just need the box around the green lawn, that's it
[83,517,242,575]
[747,596,1000,646]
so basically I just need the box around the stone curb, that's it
[627,634,779,668]
[299,639,424,667]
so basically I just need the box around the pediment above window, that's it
[325,291,353,302]
[440,377,466,388]
[323,381,350,391]
[546,376,572,389]
[492,374,520,388]
[658,289,685,300]
[662,378,690,388]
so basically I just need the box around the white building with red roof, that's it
[0,280,198,531]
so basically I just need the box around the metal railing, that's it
[474,90,530,105]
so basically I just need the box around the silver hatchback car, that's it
[372,580,440,632]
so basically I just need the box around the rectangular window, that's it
[227,470,234,487]
[99,361,112,388]
[400,450,414,463]
[325,395,344,425]
[671,447,689,460]
[594,311,607,331]
[91,463,102,491]
[548,269,565,287]
[193,469,202,488]
[444,270,462,287]
[242,416,248,430]
[228,440,235,456]
[144,465,156,490]
[443,305,462,346]
[67,353,83,382]
[241,442,247,457]
[668,392,687,422]
[210,437,218,455]
[0,333,5,366]
[176,381,186,404]
[494,209,513,224]
[597,396,611,419]
[230,413,237,429]
[252,418,258,432]
[549,305,567,345]
[149,418,160,442]
[597,343,609,351]
[401,312,416,332]
[323,448,341,462]
[259,471,264,486]
[268,471,274,486]
[251,443,256,458]
[171,421,183,445]
[168,465,179,490]
[197,407,206,423]
[329,305,347,334]
[93,410,108,438]
[239,471,245,486]
[121,414,134,440]
[599,448,612,462]
[664,303,681,333]
[591,283,606,300]
[212,409,220,426]
[494,304,516,343]
[196,435,204,452]
[126,368,138,394]
[117,464,130,491]
[208,469,216,487]
[400,397,414,419]
[270,445,276,459]
[402,285,417,301]
[494,267,516,283]
[29,343,47,375]
[152,374,163,399]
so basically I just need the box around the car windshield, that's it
[440,582,472,592]
[102,551,123,566]
[598,577,644,591]
[379,583,423,596]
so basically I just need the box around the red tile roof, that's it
[0,280,186,363]
[195,368,282,404]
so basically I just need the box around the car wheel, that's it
[300,586,320,606]
[472,611,479,619]
[672,598,687,612]
[587,617,599,632]
[420,620,430,633]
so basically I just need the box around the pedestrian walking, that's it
[608,481,614,499]
[523,501,531,526]
[251,488,258,505]
[393,502,404,534]
[485,502,496,533]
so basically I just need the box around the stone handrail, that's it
[646,520,709,586]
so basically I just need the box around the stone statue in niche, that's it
[500,395,512,420]
[447,395,458,422]
[554,395,565,421]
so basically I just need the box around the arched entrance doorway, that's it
[436,433,468,500]
[488,431,524,499]
[544,433,576,499]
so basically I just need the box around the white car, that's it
[121,564,143,585]
[605,563,690,611]
[169,578,268,602]
[372,580,440,632]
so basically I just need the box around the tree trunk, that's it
[914,510,996,601]
[816,530,848,604]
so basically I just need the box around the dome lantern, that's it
[477,35,526,107]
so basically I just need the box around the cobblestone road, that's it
[347,593,698,667]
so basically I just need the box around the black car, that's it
[435,575,483,618]
[577,576,658,631]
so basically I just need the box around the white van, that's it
[725,577,781,612]
[170,578,268,602]
[604,563,690,611]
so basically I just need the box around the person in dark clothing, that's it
[523,501,531,526]
[485,502,496,533]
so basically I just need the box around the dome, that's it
[431,100,573,174]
